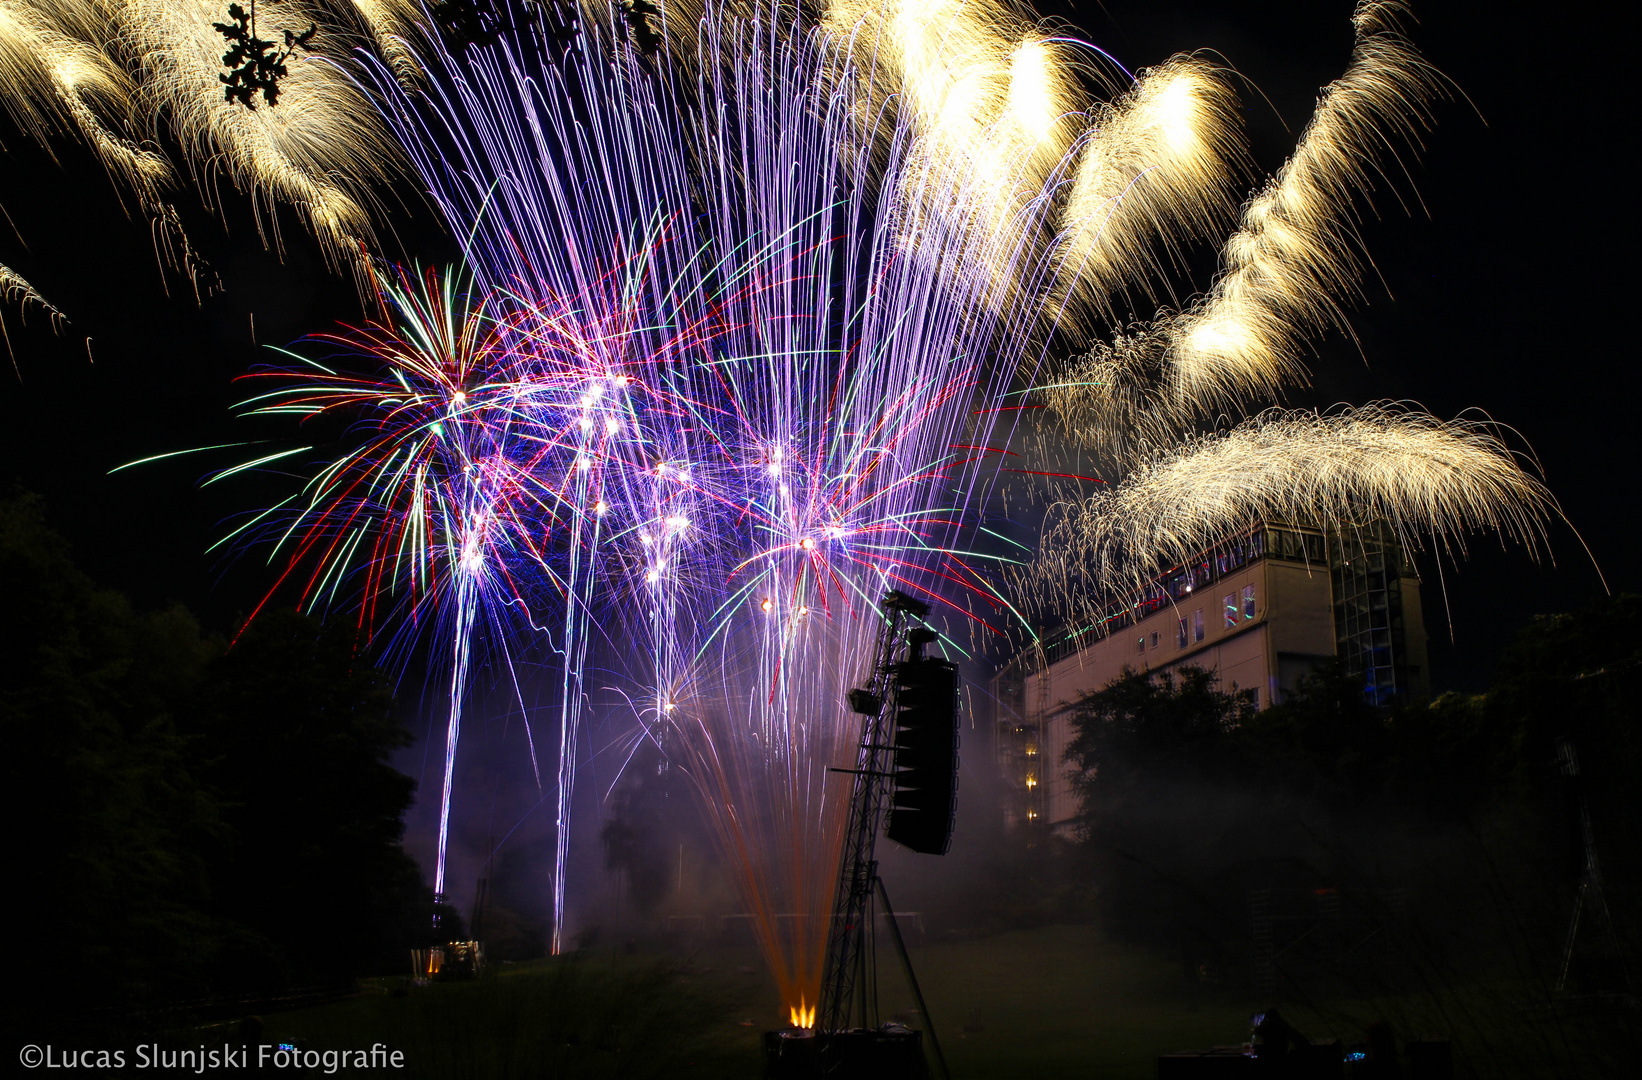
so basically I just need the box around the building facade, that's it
[994,520,1429,832]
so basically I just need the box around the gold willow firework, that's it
[1030,405,1556,608]
[1045,0,1447,458]
[783,1,1553,609]
[7,0,1561,1026]
[632,0,1244,321]
[959,1,1555,608]
[806,0,1248,332]
[0,0,418,311]
[801,1,1442,371]
[221,1,1552,1008]
[1,259,64,360]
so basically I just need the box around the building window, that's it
[1243,584,1256,619]
[1151,631,1160,648]
[1224,593,1238,629]
[1136,636,1146,654]
[1192,609,1204,643]
[1177,618,1188,649]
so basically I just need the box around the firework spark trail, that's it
[0,0,169,196]
[1024,404,1558,611]
[1044,0,1446,459]
[641,16,1064,1013]
[198,0,1549,1024]
[343,0,424,86]
[1,0,415,314]
[818,0,1088,312]
[353,4,1056,1007]
[433,572,479,899]
[2,260,65,362]
[1049,56,1246,335]
[0,263,56,371]
[990,1,1562,618]
[224,264,607,909]
[359,7,734,963]
[1162,0,1443,414]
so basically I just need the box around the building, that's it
[993,519,1429,832]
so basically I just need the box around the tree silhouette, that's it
[213,1,316,109]
[617,0,662,55]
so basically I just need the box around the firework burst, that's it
[339,3,1053,1002]
[151,0,1559,1027]
[1,0,418,314]
[223,263,576,902]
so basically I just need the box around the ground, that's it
[244,923,1630,1078]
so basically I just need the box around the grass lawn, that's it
[249,924,1633,1077]
[252,925,1251,1078]
[256,952,764,1078]
[908,925,1251,1078]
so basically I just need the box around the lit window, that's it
[1137,637,1146,654]
[1177,618,1188,649]
[1224,594,1238,629]
[1243,584,1256,620]
[1192,609,1204,643]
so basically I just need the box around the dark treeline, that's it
[2,493,439,1032]
[1059,597,1641,1007]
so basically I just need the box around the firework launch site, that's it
[167,871,1641,1079]
[2,0,1637,1077]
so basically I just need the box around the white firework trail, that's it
[1026,404,1558,611]
[1,0,419,318]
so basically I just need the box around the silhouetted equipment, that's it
[764,1026,924,1079]
[410,940,483,981]
[1555,738,1631,995]
[884,631,960,856]
[847,688,882,716]
[784,590,950,1080]
[471,874,490,941]
[1155,1046,1254,1076]
[1249,1008,1304,1058]
[1158,1012,1452,1078]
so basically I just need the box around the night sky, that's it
[1,0,1634,834]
